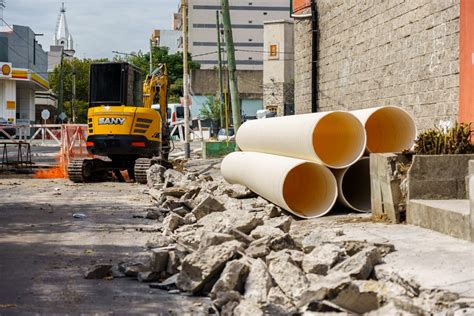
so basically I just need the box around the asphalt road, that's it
[0,178,210,314]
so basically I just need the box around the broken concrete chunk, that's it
[145,208,166,220]
[211,259,250,300]
[302,243,345,275]
[366,299,426,316]
[331,282,380,314]
[252,196,271,208]
[199,231,236,251]
[233,299,265,316]
[183,212,197,225]
[298,272,352,308]
[150,248,169,273]
[163,187,188,198]
[84,264,112,279]
[245,237,271,259]
[162,213,185,234]
[180,187,201,201]
[161,197,184,211]
[244,258,274,304]
[148,188,163,202]
[137,271,162,283]
[123,263,150,277]
[171,206,189,217]
[176,240,243,293]
[250,225,284,240]
[264,215,293,233]
[267,251,310,304]
[269,233,296,252]
[331,246,382,280]
[147,164,166,187]
[166,250,181,275]
[224,184,257,199]
[264,205,284,219]
[229,210,264,234]
[267,286,296,313]
[164,169,187,185]
[212,290,242,310]
[191,194,226,220]
[146,234,173,249]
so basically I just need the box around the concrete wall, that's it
[294,1,460,131]
[187,0,290,70]
[160,30,181,54]
[191,68,263,99]
[263,20,294,116]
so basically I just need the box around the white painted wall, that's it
[0,80,17,123]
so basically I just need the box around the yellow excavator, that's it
[68,62,171,184]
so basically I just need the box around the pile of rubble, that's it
[85,164,471,315]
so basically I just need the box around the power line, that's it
[0,17,37,50]
[235,48,294,55]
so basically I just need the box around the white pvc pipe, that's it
[333,157,371,213]
[236,111,366,169]
[351,106,416,153]
[221,152,338,219]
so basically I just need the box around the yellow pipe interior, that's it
[312,112,365,168]
[283,162,336,217]
[365,107,416,153]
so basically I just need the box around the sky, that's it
[3,0,178,59]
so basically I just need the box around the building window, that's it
[249,20,253,23]
[248,38,253,42]
[270,45,278,57]
[249,2,253,5]
[249,57,253,60]
[263,12,268,15]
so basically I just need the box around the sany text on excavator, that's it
[68,62,171,184]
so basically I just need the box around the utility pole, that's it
[182,0,191,158]
[72,68,76,123]
[220,0,241,132]
[216,10,224,128]
[58,47,65,121]
[149,38,153,74]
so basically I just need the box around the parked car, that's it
[0,117,15,138]
[217,128,235,141]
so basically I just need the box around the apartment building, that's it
[182,0,290,70]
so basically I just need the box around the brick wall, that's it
[294,0,460,131]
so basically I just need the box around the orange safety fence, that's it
[34,125,89,179]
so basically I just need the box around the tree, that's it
[114,47,200,103]
[49,57,108,123]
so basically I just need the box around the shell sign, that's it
[0,63,12,78]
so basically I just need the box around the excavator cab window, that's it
[89,62,143,107]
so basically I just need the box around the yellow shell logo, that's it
[1,64,11,76]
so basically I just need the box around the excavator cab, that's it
[68,62,170,184]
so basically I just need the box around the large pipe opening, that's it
[312,112,366,169]
[339,158,371,212]
[364,107,416,153]
[283,162,337,218]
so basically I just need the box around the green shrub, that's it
[414,123,474,155]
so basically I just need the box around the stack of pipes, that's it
[221,106,416,219]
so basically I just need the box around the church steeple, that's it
[54,2,74,51]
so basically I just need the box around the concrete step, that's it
[407,199,471,241]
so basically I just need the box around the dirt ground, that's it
[0,177,211,314]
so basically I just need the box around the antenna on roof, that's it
[61,2,65,13]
